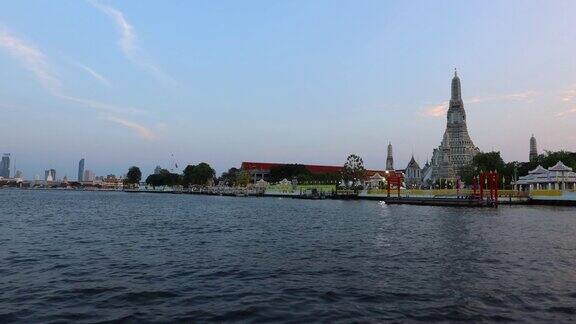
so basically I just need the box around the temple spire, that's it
[386,142,394,171]
[451,68,461,100]
[530,134,538,162]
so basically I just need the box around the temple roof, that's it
[529,165,548,174]
[406,156,420,169]
[548,161,573,172]
[370,173,384,179]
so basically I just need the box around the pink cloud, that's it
[106,116,156,140]
[562,84,576,102]
[421,102,448,117]
[420,91,537,118]
[556,108,576,117]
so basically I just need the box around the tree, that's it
[194,162,216,185]
[459,164,477,186]
[459,150,576,188]
[514,150,576,178]
[538,151,576,171]
[472,151,506,173]
[236,170,251,187]
[182,165,196,187]
[459,152,507,186]
[342,154,366,188]
[502,161,518,188]
[145,169,181,188]
[219,167,239,186]
[182,162,216,187]
[125,166,142,187]
[145,174,163,189]
[269,164,310,183]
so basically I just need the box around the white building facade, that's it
[512,162,576,191]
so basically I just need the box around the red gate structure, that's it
[386,172,404,198]
[475,172,499,206]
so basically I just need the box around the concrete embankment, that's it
[123,189,576,207]
[379,197,492,207]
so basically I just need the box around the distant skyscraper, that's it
[154,165,163,174]
[78,158,85,181]
[0,154,10,178]
[84,169,95,182]
[45,169,56,182]
[386,142,394,170]
[529,135,538,162]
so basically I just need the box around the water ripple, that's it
[1,190,576,322]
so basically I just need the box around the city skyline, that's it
[1,1,575,178]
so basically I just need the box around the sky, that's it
[1,0,575,179]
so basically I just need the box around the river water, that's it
[1,189,576,322]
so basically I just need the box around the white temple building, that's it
[404,156,422,188]
[422,70,480,183]
[366,173,386,189]
[512,161,576,191]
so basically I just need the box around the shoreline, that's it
[6,187,574,207]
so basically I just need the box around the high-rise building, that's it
[386,142,394,170]
[78,158,85,182]
[423,70,480,182]
[529,135,538,162]
[45,169,56,182]
[83,169,95,182]
[0,154,10,178]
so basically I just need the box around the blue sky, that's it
[1,0,575,179]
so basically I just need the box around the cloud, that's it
[0,28,126,111]
[420,91,538,118]
[556,108,576,117]
[502,91,537,102]
[421,102,448,117]
[467,91,537,104]
[75,63,111,87]
[106,116,156,140]
[0,27,152,139]
[561,84,576,102]
[0,27,62,92]
[89,0,173,84]
[54,93,145,114]
[556,85,576,116]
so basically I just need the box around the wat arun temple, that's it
[422,70,480,183]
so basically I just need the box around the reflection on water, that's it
[1,190,576,322]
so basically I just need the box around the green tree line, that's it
[459,150,576,188]
[124,163,217,188]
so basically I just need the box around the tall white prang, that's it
[423,70,480,183]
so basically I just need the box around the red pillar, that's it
[479,174,484,200]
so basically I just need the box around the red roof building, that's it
[240,161,392,182]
